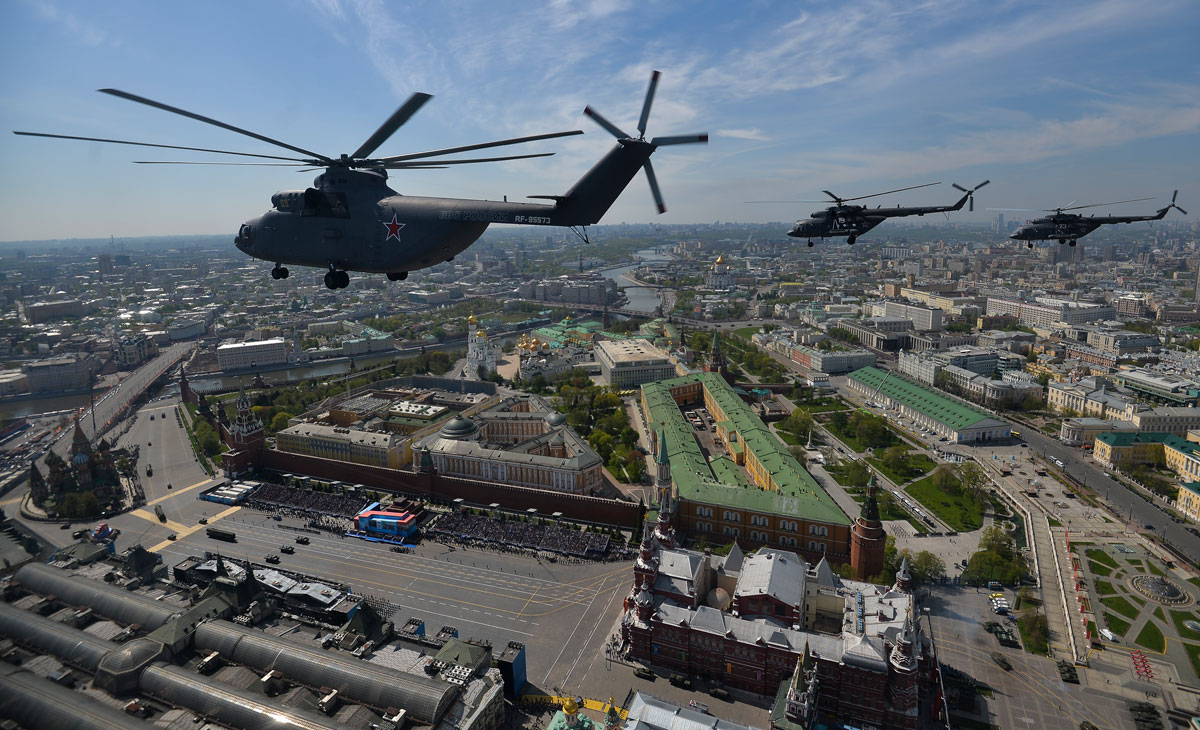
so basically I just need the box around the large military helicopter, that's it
[750,180,989,246]
[1002,192,1187,248]
[15,71,705,289]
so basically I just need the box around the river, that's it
[598,247,672,314]
[187,353,404,393]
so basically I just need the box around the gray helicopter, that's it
[750,180,989,246]
[15,71,705,289]
[1000,192,1186,248]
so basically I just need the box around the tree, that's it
[269,411,293,432]
[978,525,1014,557]
[788,445,808,467]
[1021,392,1043,411]
[785,408,814,443]
[931,464,960,492]
[840,459,871,488]
[880,445,910,478]
[910,551,946,586]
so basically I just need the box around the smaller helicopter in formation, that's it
[750,181,989,246]
[1001,191,1187,248]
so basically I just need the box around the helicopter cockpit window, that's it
[301,189,350,219]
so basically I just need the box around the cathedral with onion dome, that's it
[464,315,496,380]
[29,417,123,517]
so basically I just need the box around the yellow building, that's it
[276,423,404,468]
[1178,482,1200,523]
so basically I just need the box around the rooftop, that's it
[848,367,1005,432]
[642,372,848,525]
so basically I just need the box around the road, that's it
[39,342,194,469]
[1019,425,1200,561]
[148,512,629,685]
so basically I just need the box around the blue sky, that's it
[1,0,1197,241]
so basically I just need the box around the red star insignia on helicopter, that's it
[383,214,405,241]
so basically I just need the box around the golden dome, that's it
[562,698,580,715]
[531,338,540,348]
[478,330,488,339]
[468,314,477,325]
[715,254,725,264]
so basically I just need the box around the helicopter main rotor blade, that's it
[650,134,708,146]
[643,159,666,214]
[987,207,1034,212]
[837,181,941,203]
[383,152,555,168]
[374,130,582,164]
[637,70,661,139]
[99,88,332,163]
[745,200,808,204]
[13,131,313,162]
[1058,197,1155,211]
[350,92,433,160]
[132,161,309,166]
[583,106,631,140]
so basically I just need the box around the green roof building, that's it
[847,367,1010,444]
[641,372,852,562]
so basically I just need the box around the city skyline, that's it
[1,0,1197,241]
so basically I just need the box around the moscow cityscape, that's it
[1,2,1198,730]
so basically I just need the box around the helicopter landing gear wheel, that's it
[271,266,289,280]
[1058,238,1067,244]
[336,271,349,288]
[324,271,337,289]
[1027,242,1034,249]
[847,235,856,245]
[1068,240,1076,247]
[807,239,814,247]
[386,271,408,281]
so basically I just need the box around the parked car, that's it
[198,518,208,524]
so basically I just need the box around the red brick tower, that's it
[851,474,886,581]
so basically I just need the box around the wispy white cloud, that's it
[764,87,1200,189]
[546,0,633,30]
[717,128,769,141]
[27,0,110,47]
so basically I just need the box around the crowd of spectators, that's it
[247,482,369,519]
[429,511,613,557]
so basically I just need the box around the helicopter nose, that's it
[235,222,255,252]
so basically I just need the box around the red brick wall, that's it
[258,449,640,527]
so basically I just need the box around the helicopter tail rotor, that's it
[951,179,990,211]
[1165,189,1188,216]
[581,70,707,214]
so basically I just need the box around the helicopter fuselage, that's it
[786,198,966,241]
[1009,207,1172,243]
[235,140,655,276]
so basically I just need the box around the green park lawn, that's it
[867,451,936,485]
[1186,643,1200,678]
[1171,611,1200,642]
[1105,613,1132,637]
[1086,549,1118,569]
[907,474,983,532]
[1135,621,1166,653]
[1094,580,1116,595]
[1100,595,1140,620]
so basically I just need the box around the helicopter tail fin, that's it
[539,71,706,226]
